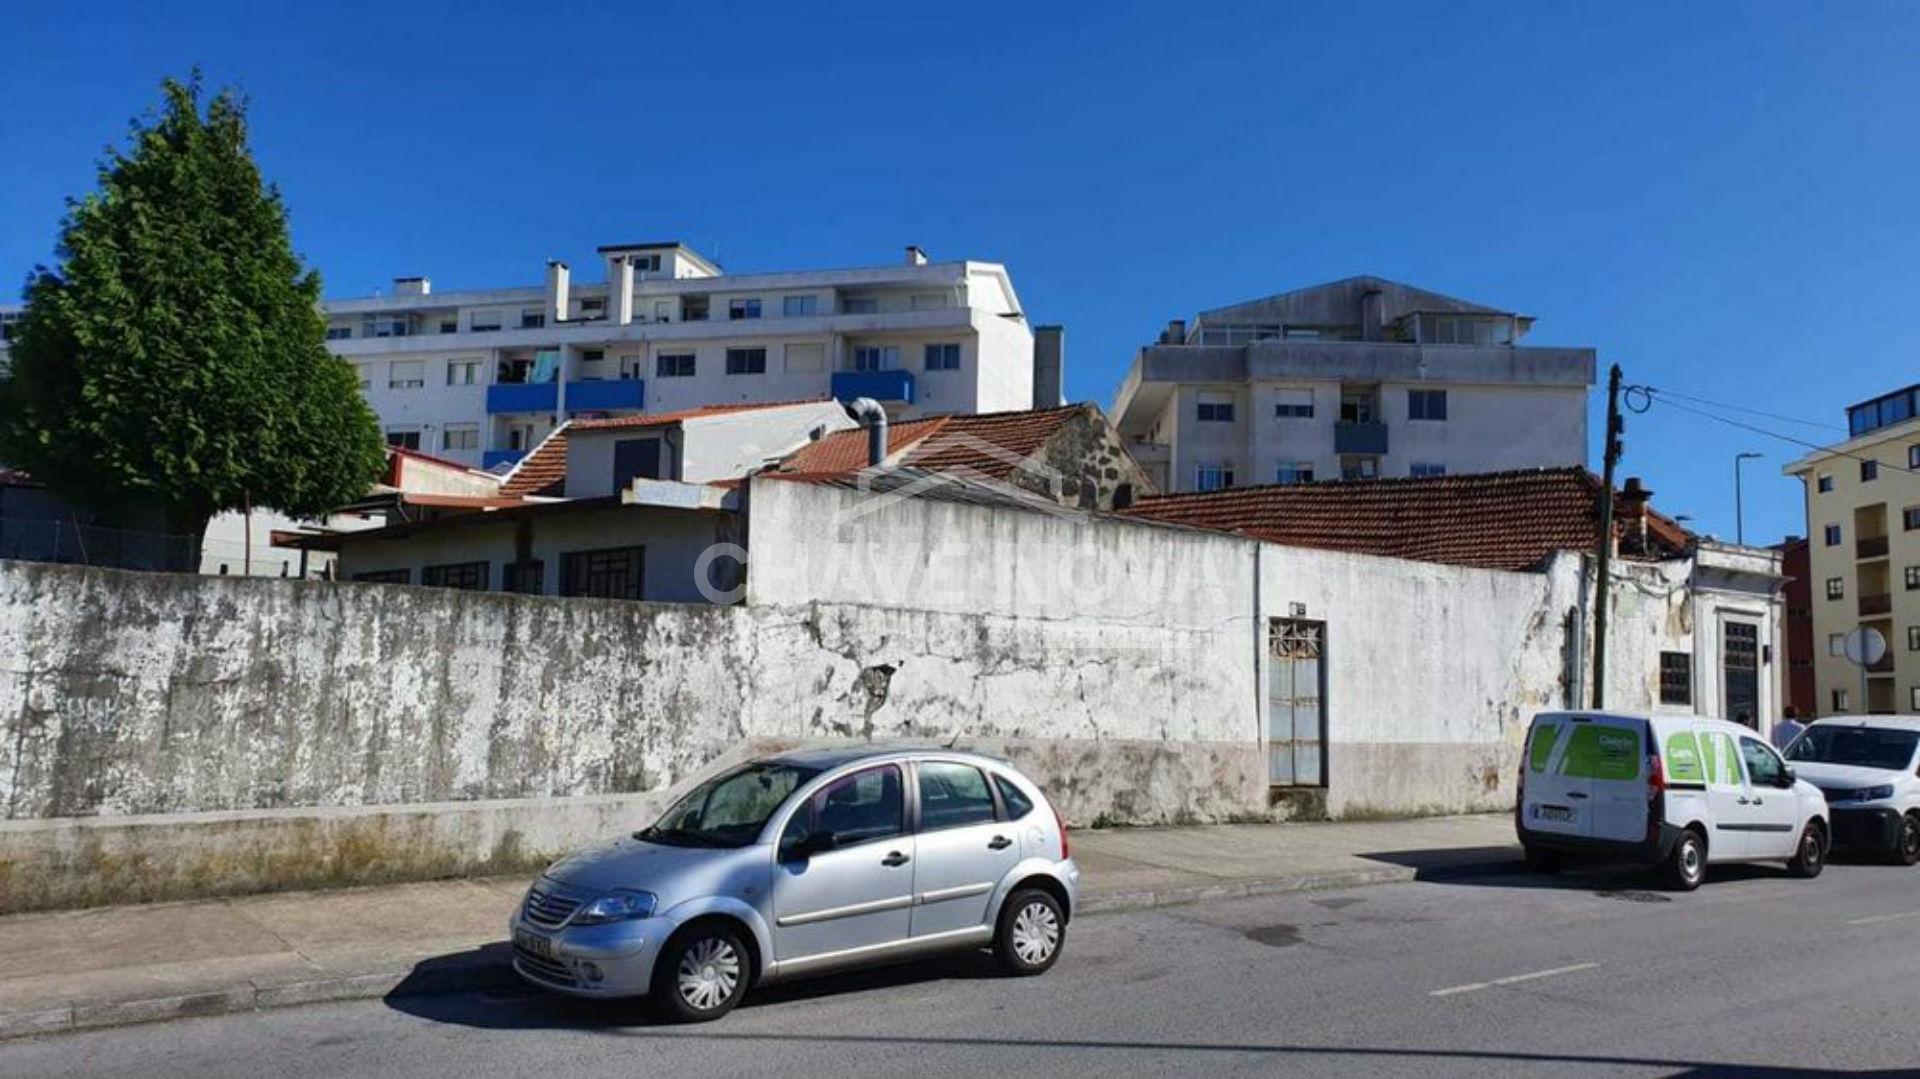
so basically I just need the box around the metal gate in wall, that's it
[1722,620,1760,727]
[1268,618,1327,787]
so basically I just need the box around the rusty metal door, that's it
[1268,619,1326,787]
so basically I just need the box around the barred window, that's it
[353,569,411,585]
[1658,652,1692,706]
[421,561,488,591]
[561,546,645,600]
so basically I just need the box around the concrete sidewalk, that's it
[0,813,1517,1041]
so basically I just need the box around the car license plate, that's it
[514,930,554,958]
[1536,805,1574,823]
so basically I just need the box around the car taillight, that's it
[1051,801,1070,860]
[1645,753,1665,843]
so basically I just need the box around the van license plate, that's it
[1536,805,1574,823]
[514,930,554,958]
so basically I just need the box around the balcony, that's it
[1857,535,1890,560]
[486,378,645,415]
[1333,421,1389,455]
[482,449,527,470]
[831,369,916,404]
[1860,592,1893,616]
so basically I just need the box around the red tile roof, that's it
[499,428,569,498]
[1120,467,1692,572]
[770,404,1089,481]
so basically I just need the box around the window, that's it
[1196,462,1234,491]
[1910,626,1920,652]
[439,320,458,334]
[470,310,503,333]
[924,343,961,371]
[502,560,543,595]
[784,765,904,849]
[561,546,645,600]
[353,569,411,585]
[385,429,421,450]
[682,296,709,321]
[1825,524,1843,546]
[1659,652,1692,706]
[520,311,546,329]
[446,360,480,386]
[725,348,767,375]
[1411,462,1447,478]
[1341,456,1380,480]
[1905,507,1920,532]
[1276,463,1315,485]
[655,353,696,378]
[388,361,425,389]
[842,296,879,315]
[784,343,825,373]
[1911,444,1920,470]
[728,297,761,320]
[353,365,370,391]
[1862,459,1879,482]
[782,295,819,317]
[325,326,352,341]
[1826,577,1844,600]
[442,425,479,451]
[852,345,899,371]
[1914,686,1920,711]
[421,561,489,591]
[1407,389,1449,421]
[1196,394,1236,422]
[506,423,535,451]
[627,253,662,273]
[1817,474,1834,493]
[1273,389,1313,418]
[1833,688,1851,712]
[579,298,605,314]
[1907,566,1920,591]
[1739,738,1786,787]
[993,774,1034,819]
[1828,633,1846,657]
[917,761,998,830]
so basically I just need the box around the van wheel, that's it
[1787,822,1827,878]
[1893,814,1920,866]
[652,924,749,1023]
[994,889,1065,976]
[1522,845,1561,874]
[1663,829,1706,891]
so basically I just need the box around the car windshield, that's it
[638,762,820,848]
[1785,726,1920,771]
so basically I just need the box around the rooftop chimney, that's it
[612,256,634,326]
[905,245,929,266]
[846,397,889,467]
[545,260,570,324]
[1165,319,1187,345]
[1617,476,1654,556]
[1360,288,1384,341]
[393,276,430,297]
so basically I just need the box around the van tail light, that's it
[1051,801,1071,860]
[1645,753,1666,843]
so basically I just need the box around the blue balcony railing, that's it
[831,369,916,404]
[482,449,527,470]
[1333,421,1389,456]
[486,379,645,414]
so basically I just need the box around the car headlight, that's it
[570,889,657,926]
[1866,785,1896,801]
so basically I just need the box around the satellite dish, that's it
[1844,627,1889,667]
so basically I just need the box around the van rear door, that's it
[1522,715,1590,839]
[1577,717,1650,844]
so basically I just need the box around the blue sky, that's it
[4,1,1915,543]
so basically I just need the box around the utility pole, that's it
[1591,364,1624,710]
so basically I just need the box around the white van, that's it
[1516,711,1830,890]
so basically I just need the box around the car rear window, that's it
[1559,723,1642,781]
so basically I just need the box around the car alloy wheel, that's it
[1899,815,1920,866]
[1011,900,1060,965]
[675,936,742,1013]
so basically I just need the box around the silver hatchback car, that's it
[509,747,1080,1021]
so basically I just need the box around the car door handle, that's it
[1566,792,1590,800]
[881,851,910,867]
[988,835,1013,850]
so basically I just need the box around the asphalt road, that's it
[8,857,1920,1078]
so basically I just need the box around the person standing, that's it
[1772,707,1807,751]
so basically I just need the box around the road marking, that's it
[1429,962,1600,997]
[1845,909,1920,926]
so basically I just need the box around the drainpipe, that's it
[846,397,889,466]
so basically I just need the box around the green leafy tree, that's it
[0,74,384,569]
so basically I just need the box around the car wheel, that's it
[1787,822,1827,878]
[1522,845,1561,874]
[1894,814,1920,867]
[995,889,1065,976]
[1662,829,1706,891]
[653,924,750,1023]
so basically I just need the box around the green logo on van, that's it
[1529,725,1561,773]
[1560,725,1641,781]
[1664,732,1705,783]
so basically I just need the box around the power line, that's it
[1629,386,1847,434]
[1629,390,1920,480]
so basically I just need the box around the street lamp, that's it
[1734,452,1763,545]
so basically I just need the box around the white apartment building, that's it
[325,242,1046,470]
[1110,276,1596,492]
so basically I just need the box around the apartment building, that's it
[324,243,1046,470]
[1784,382,1920,715]
[1109,276,1595,492]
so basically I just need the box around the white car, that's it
[1517,711,1830,890]
[1781,716,1920,865]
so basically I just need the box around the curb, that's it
[0,857,1514,1043]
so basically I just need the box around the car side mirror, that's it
[785,830,838,861]
[1776,768,1797,788]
